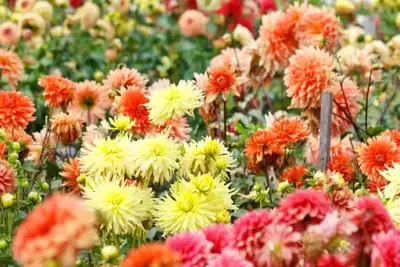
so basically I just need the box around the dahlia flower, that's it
[149,78,171,93]
[0,21,21,47]
[182,136,236,180]
[232,210,275,263]
[271,118,309,145]
[357,135,400,180]
[81,125,105,149]
[121,243,182,267]
[109,115,135,132]
[39,75,76,108]
[0,49,24,88]
[211,48,252,78]
[0,160,16,194]
[18,12,46,37]
[69,81,110,125]
[76,2,100,30]
[103,67,148,94]
[166,232,212,267]
[202,224,233,254]
[257,11,297,77]
[281,165,307,186]
[157,117,191,141]
[381,164,400,201]
[130,134,181,184]
[371,231,400,267]
[209,249,253,267]
[284,46,337,109]
[382,129,400,148]
[15,0,35,13]
[51,112,83,145]
[317,254,348,267]
[178,10,209,37]
[147,80,204,125]
[80,135,135,177]
[328,151,356,182]
[278,190,333,231]
[12,194,98,267]
[27,128,57,167]
[0,91,35,131]
[82,176,154,235]
[61,158,81,194]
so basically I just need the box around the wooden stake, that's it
[318,92,333,171]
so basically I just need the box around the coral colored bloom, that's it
[278,190,333,231]
[357,135,400,180]
[117,87,151,134]
[121,243,182,267]
[285,46,336,109]
[0,49,24,88]
[70,81,110,125]
[61,158,81,194]
[12,194,98,267]
[103,67,148,95]
[281,165,307,186]
[157,117,191,141]
[257,11,298,77]
[331,79,361,136]
[296,6,343,52]
[271,118,309,145]
[382,129,400,148]
[51,112,83,145]
[149,78,171,93]
[0,160,16,194]
[166,232,212,267]
[0,21,21,47]
[328,152,355,182]
[232,210,275,263]
[0,91,35,130]
[178,10,208,37]
[82,125,105,149]
[39,75,76,107]
[371,230,400,267]
[203,224,233,254]
[209,248,253,267]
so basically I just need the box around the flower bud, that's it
[335,0,355,15]
[41,182,49,192]
[75,259,83,266]
[253,184,262,191]
[101,245,119,261]
[105,48,118,62]
[0,240,7,250]
[8,152,19,162]
[277,181,290,193]
[216,210,231,224]
[28,191,42,204]
[396,13,400,29]
[20,179,29,188]
[94,71,104,82]
[1,193,15,208]
[0,128,6,141]
[44,260,60,267]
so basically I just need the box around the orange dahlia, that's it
[257,11,298,77]
[0,91,35,130]
[116,86,151,134]
[328,152,355,182]
[285,2,309,29]
[103,66,148,95]
[51,112,83,145]
[296,6,343,52]
[382,129,400,148]
[284,46,336,109]
[69,81,110,125]
[0,49,24,89]
[205,59,248,103]
[121,243,182,267]
[270,118,309,145]
[39,75,76,108]
[61,158,81,194]
[357,135,400,180]
[331,79,361,136]
[12,194,98,267]
[245,129,284,171]
[0,160,16,194]
[281,165,307,186]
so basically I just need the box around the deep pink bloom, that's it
[209,249,253,267]
[166,232,212,267]
[202,224,233,254]
[277,190,333,231]
[371,230,400,267]
[317,254,348,267]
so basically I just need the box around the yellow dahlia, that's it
[182,137,236,180]
[146,80,204,125]
[82,176,154,235]
[131,134,181,184]
[79,135,134,177]
[381,163,400,200]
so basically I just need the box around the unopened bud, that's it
[101,245,119,261]
[0,240,7,250]
[12,142,21,151]
[41,182,49,192]
[28,191,42,204]
[277,181,290,193]
[1,193,15,208]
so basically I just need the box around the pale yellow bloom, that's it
[109,115,135,132]
[32,1,53,23]
[381,163,400,199]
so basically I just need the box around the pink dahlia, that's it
[166,232,212,267]
[202,224,233,254]
[0,160,16,194]
[157,117,191,141]
[296,6,343,52]
[277,190,333,231]
[284,46,336,109]
[257,224,302,267]
[209,249,253,267]
[232,210,275,263]
[317,254,348,267]
[371,230,400,267]
[103,67,148,95]
[178,10,208,37]
[257,11,298,77]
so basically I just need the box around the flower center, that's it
[150,144,165,156]
[105,192,125,205]
[216,75,230,88]
[3,28,11,36]
[375,153,385,164]
[83,96,95,108]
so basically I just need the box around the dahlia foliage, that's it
[0,0,400,266]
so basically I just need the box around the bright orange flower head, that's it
[0,49,24,89]
[357,135,400,180]
[257,11,298,77]
[382,129,400,148]
[61,158,81,194]
[296,6,343,52]
[121,243,182,267]
[328,152,355,182]
[271,118,309,145]
[12,194,98,267]
[284,46,336,109]
[0,91,35,130]
[39,75,76,108]
[103,66,148,95]
[245,129,285,172]
[117,86,151,134]
[281,165,307,186]
[70,81,110,125]
[51,112,84,145]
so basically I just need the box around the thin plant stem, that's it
[223,100,227,142]
[365,69,374,133]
